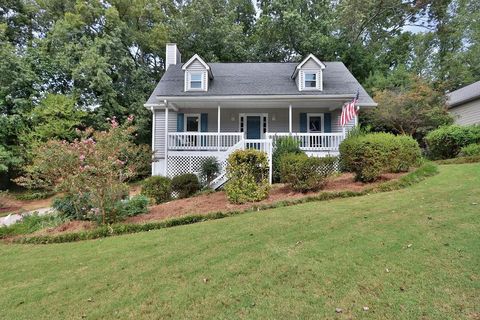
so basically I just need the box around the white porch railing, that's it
[266,132,345,151]
[168,132,244,151]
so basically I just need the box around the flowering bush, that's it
[16,117,149,224]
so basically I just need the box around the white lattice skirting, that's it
[167,155,217,180]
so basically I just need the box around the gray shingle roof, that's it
[447,81,480,108]
[145,61,375,105]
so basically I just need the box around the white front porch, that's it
[151,98,360,184]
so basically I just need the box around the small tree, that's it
[362,75,453,144]
[16,117,147,224]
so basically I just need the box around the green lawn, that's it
[1,164,479,319]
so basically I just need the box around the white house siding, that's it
[185,59,208,91]
[449,99,480,126]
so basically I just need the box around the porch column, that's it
[164,100,168,176]
[151,107,155,175]
[217,104,221,151]
[288,104,292,133]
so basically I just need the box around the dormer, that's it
[182,54,214,92]
[291,54,326,91]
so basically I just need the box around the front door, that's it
[246,116,261,139]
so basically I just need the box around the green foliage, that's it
[14,190,54,201]
[225,149,270,204]
[200,158,220,185]
[141,176,172,205]
[272,136,303,183]
[52,193,94,221]
[280,154,337,192]
[114,195,149,219]
[459,144,480,157]
[436,155,480,165]
[16,119,142,224]
[425,125,480,159]
[171,174,201,199]
[362,74,453,144]
[13,163,438,244]
[340,133,421,182]
[0,213,67,239]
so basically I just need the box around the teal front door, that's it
[246,116,261,139]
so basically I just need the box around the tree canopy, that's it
[1,0,479,186]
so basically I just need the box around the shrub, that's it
[425,125,480,159]
[225,149,270,204]
[459,143,480,157]
[141,176,172,204]
[115,195,149,219]
[171,173,201,199]
[200,158,220,185]
[0,213,67,239]
[272,136,303,183]
[52,193,94,220]
[14,190,54,201]
[280,154,337,192]
[15,117,146,224]
[339,133,421,182]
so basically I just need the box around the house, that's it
[144,43,376,187]
[447,81,480,126]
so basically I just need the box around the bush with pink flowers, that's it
[16,117,150,224]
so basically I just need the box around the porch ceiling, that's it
[164,98,359,110]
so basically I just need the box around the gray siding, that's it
[303,59,321,69]
[155,107,354,137]
[185,59,208,91]
[154,110,177,159]
[449,99,480,126]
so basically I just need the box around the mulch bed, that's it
[126,172,405,224]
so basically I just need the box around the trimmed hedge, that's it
[425,125,480,159]
[12,163,438,245]
[340,133,421,182]
[171,173,201,199]
[459,143,480,157]
[225,149,270,204]
[141,176,172,204]
[280,154,337,192]
[272,136,303,183]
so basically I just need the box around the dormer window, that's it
[292,54,325,91]
[304,72,317,88]
[182,54,214,92]
[190,73,203,89]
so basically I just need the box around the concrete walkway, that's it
[0,207,54,227]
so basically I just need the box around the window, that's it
[307,114,324,133]
[304,72,317,88]
[190,73,202,89]
[185,114,200,132]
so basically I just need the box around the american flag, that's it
[340,90,359,126]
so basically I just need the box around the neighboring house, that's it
[145,43,376,188]
[447,81,480,126]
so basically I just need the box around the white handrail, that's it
[168,132,244,151]
[266,132,345,151]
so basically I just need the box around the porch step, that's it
[209,173,228,190]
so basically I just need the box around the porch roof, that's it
[145,62,376,107]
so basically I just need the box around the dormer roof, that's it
[182,54,214,79]
[291,54,326,79]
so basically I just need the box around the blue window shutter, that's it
[201,113,208,132]
[300,113,307,133]
[177,113,184,132]
[324,113,332,133]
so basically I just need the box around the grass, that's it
[0,213,67,238]
[0,163,479,319]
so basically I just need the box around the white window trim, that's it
[300,69,322,91]
[307,113,324,133]
[238,113,268,139]
[185,70,206,92]
[184,113,201,132]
